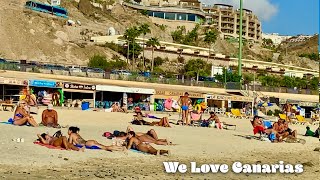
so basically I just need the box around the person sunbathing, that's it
[283,121,297,138]
[251,116,275,135]
[68,126,125,151]
[126,126,171,145]
[273,119,292,141]
[208,112,222,129]
[13,101,38,127]
[127,131,170,156]
[132,113,171,127]
[37,133,82,151]
[41,104,60,128]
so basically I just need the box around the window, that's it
[154,12,164,19]
[177,13,187,21]
[164,13,175,20]
[187,14,196,21]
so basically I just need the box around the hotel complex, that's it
[124,0,262,43]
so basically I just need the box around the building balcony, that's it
[221,14,234,18]
[221,20,234,24]
[221,26,234,30]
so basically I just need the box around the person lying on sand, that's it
[127,131,170,156]
[132,112,171,127]
[111,126,173,146]
[68,126,125,151]
[41,104,60,128]
[37,133,82,151]
[13,101,38,127]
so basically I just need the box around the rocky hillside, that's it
[0,0,167,65]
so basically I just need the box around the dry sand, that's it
[0,108,319,179]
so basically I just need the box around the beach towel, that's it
[33,141,65,150]
[164,98,173,110]
[0,118,31,126]
[146,114,161,119]
[130,149,149,155]
[75,144,101,150]
[263,120,273,129]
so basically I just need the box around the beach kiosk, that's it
[0,77,29,111]
[28,79,62,106]
[154,90,206,112]
[62,82,96,108]
[206,94,254,115]
[95,85,155,111]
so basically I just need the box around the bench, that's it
[0,103,16,112]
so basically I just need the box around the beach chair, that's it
[190,111,202,126]
[231,109,248,119]
[279,114,287,120]
[295,115,308,125]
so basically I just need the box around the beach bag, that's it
[53,130,62,138]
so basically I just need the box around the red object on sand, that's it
[33,141,65,150]
[253,126,265,135]
[134,106,141,113]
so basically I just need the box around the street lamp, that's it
[238,0,243,77]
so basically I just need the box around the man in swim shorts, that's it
[178,92,192,125]
[283,102,293,122]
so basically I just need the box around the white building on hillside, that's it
[262,33,292,45]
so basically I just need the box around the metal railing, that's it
[225,82,318,95]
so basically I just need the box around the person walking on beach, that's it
[178,92,192,125]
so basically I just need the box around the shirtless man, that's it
[41,104,59,128]
[126,131,170,156]
[283,102,292,122]
[178,92,192,125]
[251,116,275,135]
[273,119,288,141]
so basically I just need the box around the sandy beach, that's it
[0,108,319,179]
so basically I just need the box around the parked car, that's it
[68,65,82,73]
[112,70,132,76]
[0,58,7,63]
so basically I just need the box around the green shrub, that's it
[273,109,281,116]
[267,110,273,116]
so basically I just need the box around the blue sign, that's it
[29,80,57,88]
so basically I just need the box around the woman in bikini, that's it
[208,112,223,129]
[13,101,38,127]
[127,131,170,156]
[126,126,172,145]
[37,133,82,151]
[132,113,171,127]
[68,127,125,151]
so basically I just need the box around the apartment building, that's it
[262,33,292,45]
[203,4,262,43]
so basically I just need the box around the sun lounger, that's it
[279,114,287,120]
[231,109,249,119]
[294,115,308,125]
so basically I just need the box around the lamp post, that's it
[238,0,243,77]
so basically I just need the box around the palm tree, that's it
[123,26,141,70]
[139,23,151,70]
[204,29,217,62]
[146,37,160,72]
